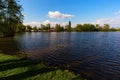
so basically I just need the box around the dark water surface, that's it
[0,32,120,80]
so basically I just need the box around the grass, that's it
[0,53,86,80]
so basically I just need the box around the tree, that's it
[40,24,45,31]
[75,24,83,31]
[0,0,23,37]
[46,23,50,30]
[0,0,6,36]
[32,26,38,32]
[26,25,32,32]
[109,27,117,31]
[60,26,64,31]
[82,24,96,31]
[95,24,99,28]
[65,21,71,32]
[102,24,110,31]
[55,24,61,32]
[15,23,25,33]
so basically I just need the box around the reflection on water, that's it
[0,37,21,54]
[1,32,120,80]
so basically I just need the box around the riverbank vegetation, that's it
[0,0,24,37]
[25,22,120,32]
[0,54,86,80]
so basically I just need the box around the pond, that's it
[0,32,120,80]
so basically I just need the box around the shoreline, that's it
[0,53,86,80]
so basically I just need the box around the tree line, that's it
[25,21,120,32]
[25,21,72,32]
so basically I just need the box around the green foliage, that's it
[75,23,97,32]
[60,26,65,31]
[116,28,120,31]
[0,54,86,80]
[40,24,45,31]
[102,24,110,31]
[0,0,23,37]
[109,28,117,31]
[46,23,51,30]
[15,23,25,33]
[25,25,32,32]
[40,24,51,31]
[75,24,83,31]
[55,24,61,32]
[65,21,71,32]
[32,26,38,31]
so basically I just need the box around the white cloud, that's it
[115,10,120,15]
[24,16,120,28]
[24,22,41,27]
[95,16,120,27]
[48,11,74,19]
[43,20,50,24]
[73,16,120,27]
[24,20,69,27]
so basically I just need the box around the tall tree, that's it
[15,23,25,32]
[102,24,110,31]
[46,23,50,30]
[32,26,38,32]
[41,24,45,31]
[65,21,71,32]
[0,0,23,37]
[0,0,6,36]
[55,24,61,32]
[68,21,71,31]
[25,25,32,32]
[75,24,83,31]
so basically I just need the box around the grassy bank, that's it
[0,54,86,80]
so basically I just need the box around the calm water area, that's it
[0,32,120,80]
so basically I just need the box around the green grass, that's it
[0,54,86,80]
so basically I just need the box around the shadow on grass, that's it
[0,67,56,80]
[0,58,25,65]
[0,59,35,71]
[71,76,86,80]
[0,59,17,64]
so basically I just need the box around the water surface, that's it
[0,32,120,80]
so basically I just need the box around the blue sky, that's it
[20,0,120,27]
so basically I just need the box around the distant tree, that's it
[117,28,120,31]
[60,26,64,31]
[32,26,38,31]
[95,24,100,31]
[82,24,96,31]
[109,28,117,31]
[55,24,61,32]
[102,24,110,31]
[26,25,32,32]
[65,21,71,31]
[75,24,83,31]
[41,24,45,31]
[46,23,51,30]
[95,24,99,28]
[99,27,103,31]
[38,27,41,30]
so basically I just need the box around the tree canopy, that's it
[0,0,23,37]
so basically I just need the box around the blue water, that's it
[0,32,120,80]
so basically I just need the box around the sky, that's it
[20,0,120,27]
